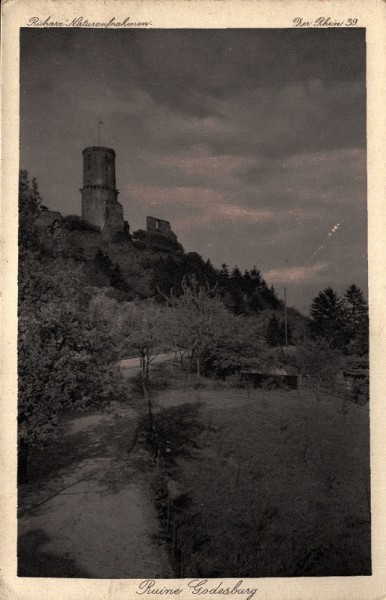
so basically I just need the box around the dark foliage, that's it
[266,313,292,346]
[309,287,348,350]
[153,255,280,316]
[344,284,369,355]
[142,403,203,465]
[18,170,42,250]
[309,286,369,355]
[93,249,131,294]
[18,172,125,483]
[63,214,100,232]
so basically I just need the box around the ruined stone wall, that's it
[146,216,176,240]
[103,199,125,240]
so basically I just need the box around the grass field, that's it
[150,382,371,577]
[18,363,371,579]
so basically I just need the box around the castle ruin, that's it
[146,216,177,241]
[36,145,178,251]
[80,145,177,244]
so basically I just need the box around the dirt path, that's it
[18,401,173,578]
[119,352,176,378]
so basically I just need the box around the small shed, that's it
[343,369,369,382]
[240,369,298,390]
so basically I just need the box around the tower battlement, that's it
[82,146,116,156]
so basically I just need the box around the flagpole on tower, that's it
[97,119,103,145]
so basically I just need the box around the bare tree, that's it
[161,275,232,380]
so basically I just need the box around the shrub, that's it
[63,214,100,232]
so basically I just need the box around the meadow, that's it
[149,378,371,577]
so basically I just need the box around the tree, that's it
[266,313,292,346]
[231,266,243,281]
[219,263,230,283]
[309,287,347,350]
[93,249,130,293]
[18,271,123,482]
[202,315,263,379]
[343,285,369,355]
[17,173,124,483]
[266,314,282,346]
[290,337,342,381]
[63,214,100,232]
[162,275,233,379]
[250,266,262,283]
[120,300,167,381]
[18,170,42,250]
[118,300,167,426]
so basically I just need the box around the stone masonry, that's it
[80,146,126,238]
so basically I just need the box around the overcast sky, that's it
[20,28,367,312]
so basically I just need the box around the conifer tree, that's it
[343,284,369,354]
[309,287,347,350]
[266,314,282,346]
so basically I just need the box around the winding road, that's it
[118,351,176,377]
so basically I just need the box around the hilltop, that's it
[35,205,309,339]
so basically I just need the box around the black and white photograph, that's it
[14,17,373,586]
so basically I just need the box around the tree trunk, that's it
[18,439,29,484]
[142,375,153,427]
[196,354,200,381]
[140,355,145,378]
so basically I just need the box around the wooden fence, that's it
[306,377,369,406]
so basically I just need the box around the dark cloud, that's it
[21,28,365,110]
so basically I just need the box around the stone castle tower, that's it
[80,146,126,238]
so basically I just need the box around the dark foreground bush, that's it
[63,214,100,232]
